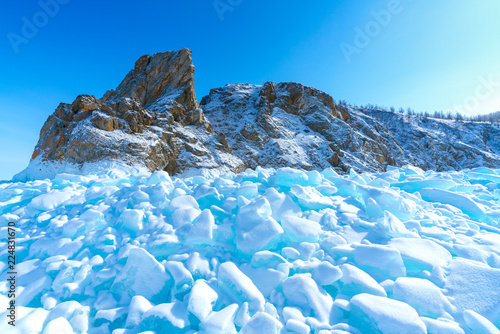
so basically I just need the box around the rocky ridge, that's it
[201,82,404,173]
[363,108,500,171]
[15,48,500,180]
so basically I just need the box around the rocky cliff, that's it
[17,49,244,180]
[200,82,404,173]
[15,48,500,180]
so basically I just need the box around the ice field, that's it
[1,165,500,333]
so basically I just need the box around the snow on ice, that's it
[1,166,500,333]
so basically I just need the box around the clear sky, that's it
[1,0,500,180]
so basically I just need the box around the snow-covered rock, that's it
[15,49,500,182]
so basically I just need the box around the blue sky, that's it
[1,0,500,180]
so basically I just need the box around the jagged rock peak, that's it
[102,48,199,115]
[17,48,242,181]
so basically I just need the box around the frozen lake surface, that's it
[1,165,500,333]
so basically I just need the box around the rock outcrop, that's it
[102,49,200,122]
[201,82,403,172]
[21,49,243,180]
[16,48,500,181]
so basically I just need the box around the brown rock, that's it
[24,49,244,178]
[71,95,101,113]
[102,48,199,115]
[91,112,117,132]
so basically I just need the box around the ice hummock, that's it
[1,166,500,333]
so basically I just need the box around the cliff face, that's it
[20,49,244,180]
[101,49,199,118]
[200,82,403,173]
[16,48,500,180]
